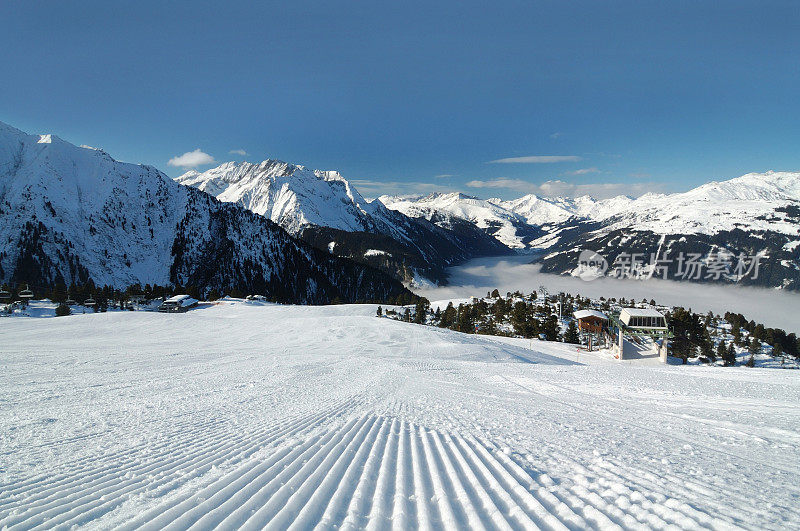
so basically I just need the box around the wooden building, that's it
[573,309,609,334]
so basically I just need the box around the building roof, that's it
[620,307,665,318]
[574,309,608,320]
[163,294,199,307]
[165,294,192,303]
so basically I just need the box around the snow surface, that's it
[364,249,391,257]
[2,301,798,529]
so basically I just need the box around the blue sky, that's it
[2,1,798,199]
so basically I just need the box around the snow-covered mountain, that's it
[178,162,509,285]
[383,172,800,243]
[534,172,800,289]
[491,194,634,226]
[0,121,413,303]
[379,172,800,289]
[378,192,544,249]
[599,171,800,235]
[177,160,398,236]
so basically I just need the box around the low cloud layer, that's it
[565,167,600,176]
[418,256,800,334]
[466,178,662,199]
[168,149,215,168]
[350,179,453,200]
[488,155,581,164]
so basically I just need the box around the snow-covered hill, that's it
[0,121,412,303]
[2,301,798,529]
[179,162,509,284]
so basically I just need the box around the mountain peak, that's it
[175,157,391,236]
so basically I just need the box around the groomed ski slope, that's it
[1,302,799,530]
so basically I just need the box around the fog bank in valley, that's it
[420,255,800,334]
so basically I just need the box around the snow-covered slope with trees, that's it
[1,301,798,529]
[178,162,509,284]
[0,121,412,303]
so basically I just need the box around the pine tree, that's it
[563,320,580,344]
[439,302,456,328]
[413,299,429,324]
[456,304,475,333]
[772,343,783,359]
[748,337,761,356]
[716,340,727,364]
[542,315,560,341]
[725,342,737,366]
[732,326,743,346]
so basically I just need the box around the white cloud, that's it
[465,178,535,192]
[350,179,453,199]
[434,174,454,179]
[466,178,663,199]
[488,155,581,164]
[168,149,215,168]
[229,149,248,156]
[549,132,563,139]
[565,167,600,176]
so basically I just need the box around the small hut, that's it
[158,294,199,313]
[573,309,608,334]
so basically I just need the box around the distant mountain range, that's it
[380,173,800,289]
[182,160,800,290]
[2,119,798,296]
[0,122,414,303]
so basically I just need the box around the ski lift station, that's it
[619,307,668,330]
[158,295,199,313]
[611,307,672,363]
